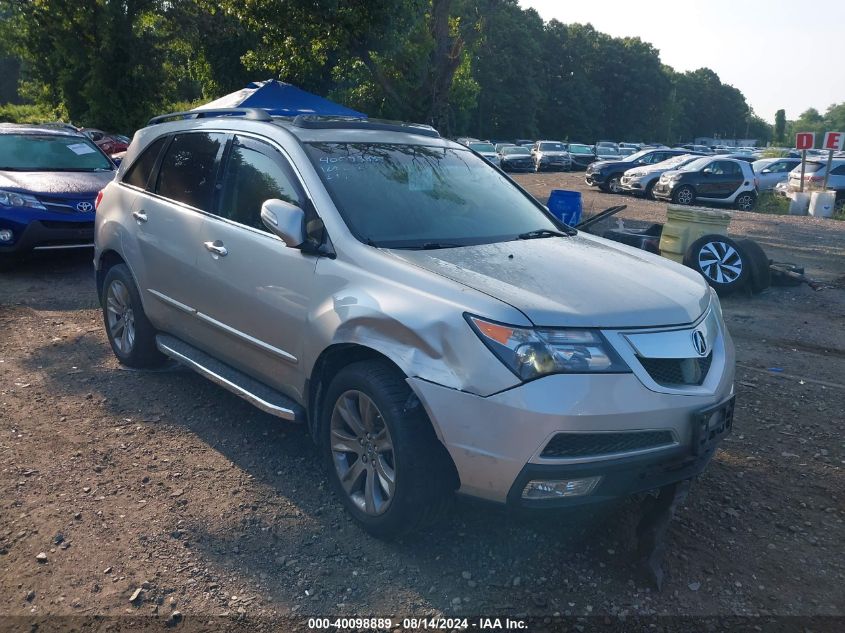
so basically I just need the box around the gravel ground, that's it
[1,174,843,631]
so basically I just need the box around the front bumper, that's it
[0,218,95,254]
[585,172,606,186]
[408,348,734,506]
[652,180,680,200]
[536,156,571,171]
[620,176,647,193]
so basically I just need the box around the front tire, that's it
[673,185,695,205]
[607,174,623,194]
[321,360,453,539]
[101,263,165,367]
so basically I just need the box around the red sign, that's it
[823,131,844,151]
[795,132,815,150]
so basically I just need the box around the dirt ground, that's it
[1,174,844,630]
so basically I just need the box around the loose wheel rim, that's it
[698,240,743,284]
[330,390,395,516]
[677,187,693,204]
[106,279,135,353]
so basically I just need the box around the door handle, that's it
[203,240,228,257]
[132,210,148,223]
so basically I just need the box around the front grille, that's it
[638,354,712,386]
[541,430,676,458]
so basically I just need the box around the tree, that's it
[3,0,174,130]
[774,109,786,143]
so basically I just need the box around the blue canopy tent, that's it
[192,80,366,118]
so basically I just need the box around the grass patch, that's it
[754,191,790,215]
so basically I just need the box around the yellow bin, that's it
[659,205,732,263]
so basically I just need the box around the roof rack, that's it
[290,115,440,138]
[147,108,272,126]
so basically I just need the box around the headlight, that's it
[669,173,684,182]
[466,315,630,380]
[0,189,46,210]
[709,287,723,319]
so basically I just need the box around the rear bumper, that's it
[0,218,95,254]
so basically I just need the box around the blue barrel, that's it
[547,189,582,226]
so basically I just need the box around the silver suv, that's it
[94,109,736,538]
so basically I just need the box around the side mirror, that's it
[111,156,122,167]
[761,168,771,174]
[260,199,305,248]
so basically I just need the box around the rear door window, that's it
[216,136,304,231]
[830,164,845,176]
[155,132,227,210]
[123,136,168,190]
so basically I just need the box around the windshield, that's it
[502,146,530,155]
[624,149,656,163]
[469,142,495,153]
[539,142,565,151]
[305,143,559,248]
[0,134,113,171]
[678,157,711,172]
[656,154,694,169]
[568,144,593,155]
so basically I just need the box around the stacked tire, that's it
[683,234,770,296]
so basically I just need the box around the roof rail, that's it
[147,108,273,126]
[290,115,440,138]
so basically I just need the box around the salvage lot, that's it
[1,173,844,625]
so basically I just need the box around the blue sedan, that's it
[0,125,117,263]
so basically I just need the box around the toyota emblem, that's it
[76,201,93,212]
[692,330,708,356]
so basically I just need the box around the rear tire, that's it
[683,234,749,296]
[320,360,454,539]
[101,263,165,368]
[735,191,756,211]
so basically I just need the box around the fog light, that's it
[0,229,12,243]
[522,476,602,500]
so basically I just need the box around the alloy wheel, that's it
[697,240,743,284]
[736,194,755,210]
[608,176,622,193]
[106,279,135,353]
[676,187,694,205]
[330,390,396,516]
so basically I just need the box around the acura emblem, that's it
[76,201,93,212]
[692,330,708,356]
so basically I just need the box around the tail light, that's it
[808,176,823,183]
[95,189,104,210]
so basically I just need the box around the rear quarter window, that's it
[123,136,167,190]
[154,132,227,210]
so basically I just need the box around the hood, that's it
[387,235,710,328]
[0,170,115,197]
[538,151,569,157]
[501,154,532,161]
[591,159,630,170]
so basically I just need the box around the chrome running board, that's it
[156,334,303,422]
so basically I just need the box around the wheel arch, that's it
[306,342,460,487]
[95,249,128,302]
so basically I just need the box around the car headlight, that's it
[669,173,684,182]
[0,189,46,210]
[466,315,630,380]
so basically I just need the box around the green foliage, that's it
[0,0,815,145]
[774,109,786,143]
[0,102,66,123]
[755,192,790,215]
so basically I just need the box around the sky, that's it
[520,0,845,123]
